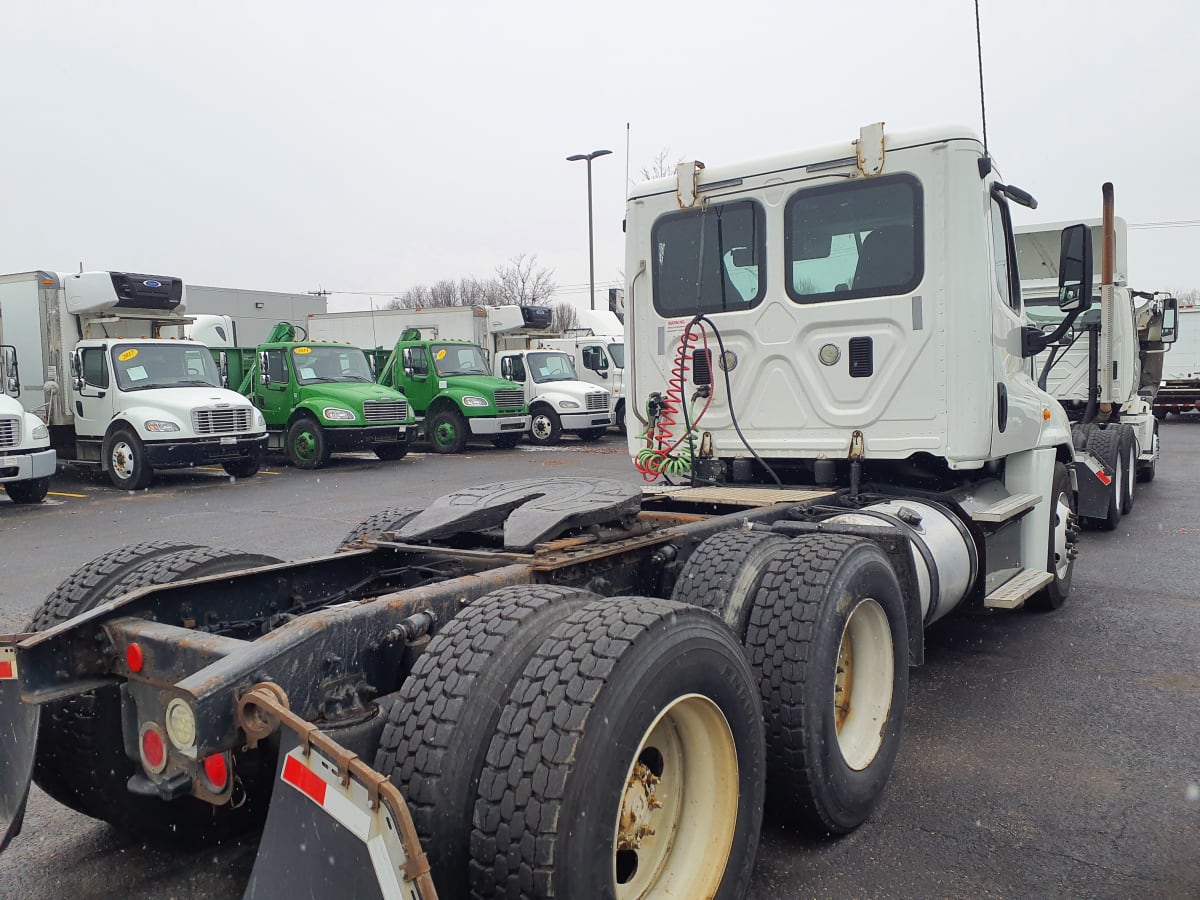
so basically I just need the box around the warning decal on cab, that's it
[293,347,312,355]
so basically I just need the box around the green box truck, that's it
[370,334,529,454]
[205,322,418,469]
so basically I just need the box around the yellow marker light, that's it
[1043,408,1052,421]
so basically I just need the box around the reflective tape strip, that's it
[278,747,420,900]
[0,647,16,680]
[1077,454,1112,485]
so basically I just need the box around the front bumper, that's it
[143,434,268,469]
[0,448,56,484]
[325,424,419,451]
[561,412,612,431]
[467,415,530,436]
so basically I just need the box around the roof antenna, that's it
[975,0,992,177]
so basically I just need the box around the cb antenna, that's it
[975,0,989,159]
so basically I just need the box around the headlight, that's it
[462,395,490,408]
[322,407,356,421]
[254,409,266,429]
[144,420,180,433]
[31,424,48,439]
[559,401,580,410]
[165,698,197,752]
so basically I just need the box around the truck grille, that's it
[585,392,609,412]
[192,407,253,434]
[0,417,19,449]
[363,399,409,422]
[494,389,525,409]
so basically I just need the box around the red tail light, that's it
[140,724,167,774]
[203,753,229,791]
[125,643,144,673]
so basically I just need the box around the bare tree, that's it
[495,254,557,306]
[551,302,580,333]
[387,276,504,309]
[1174,288,1200,309]
[640,147,684,181]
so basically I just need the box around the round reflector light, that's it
[125,643,144,673]
[203,754,229,791]
[140,725,167,774]
[165,698,197,751]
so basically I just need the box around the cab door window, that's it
[81,347,109,389]
[264,350,289,385]
[990,196,1021,312]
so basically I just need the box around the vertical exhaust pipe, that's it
[1099,183,1116,414]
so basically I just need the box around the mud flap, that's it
[0,646,38,852]
[1072,454,1113,519]
[244,730,425,900]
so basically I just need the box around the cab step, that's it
[983,568,1053,610]
[971,492,1041,524]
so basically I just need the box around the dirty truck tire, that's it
[105,427,153,490]
[490,433,523,449]
[335,507,421,551]
[670,529,793,638]
[286,416,331,469]
[427,408,467,454]
[372,443,409,461]
[745,534,907,835]
[1137,421,1158,483]
[1118,425,1136,514]
[470,597,765,900]
[1084,425,1123,531]
[222,457,261,478]
[4,476,50,504]
[528,406,562,446]
[1028,461,1077,612]
[32,546,282,841]
[376,585,598,898]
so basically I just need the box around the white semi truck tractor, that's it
[1018,196,1178,529]
[0,271,268,490]
[0,126,1101,900]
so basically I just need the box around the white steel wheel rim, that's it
[612,693,739,899]
[111,441,137,480]
[531,415,552,439]
[834,598,894,771]
[1113,457,1123,506]
[1126,443,1135,499]
[1051,489,1073,580]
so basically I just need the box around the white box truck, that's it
[0,271,268,490]
[308,305,612,444]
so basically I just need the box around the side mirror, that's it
[1161,296,1179,344]
[1,346,17,398]
[1057,224,1093,313]
[259,352,271,386]
[70,349,84,392]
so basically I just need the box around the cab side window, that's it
[581,346,608,372]
[81,347,109,388]
[990,196,1021,312]
[402,347,429,377]
[500,355,526,382]
[264,350,289,384]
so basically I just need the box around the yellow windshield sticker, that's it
[118,348,138,362]
[435,349,447,360]
[293,346,312,355]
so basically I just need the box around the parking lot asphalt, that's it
[1,428,1197,899]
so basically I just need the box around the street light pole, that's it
[567,149,612,311]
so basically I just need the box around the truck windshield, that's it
[607,343,625,368]
[291,346,375,384]
[432,343,490,377]
[1026,295,1101,328]
[111,343,221,391]
[526,351,579,383]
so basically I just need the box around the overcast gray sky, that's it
[3,1,1196,314]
